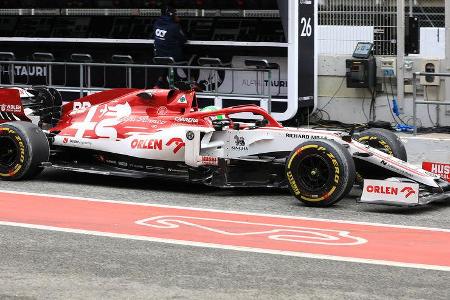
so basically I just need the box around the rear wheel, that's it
[0,121,49,180]
[285,139,356,207]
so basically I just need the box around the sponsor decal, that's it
[232,135,248,151]
[118,161,128,167]
[71,102,91,115]
[155,29,167,38]
[200,156,218,166]
[131,139,163,150]
[71,102,132,140]
[366,185,400,196]
[325,151,340,184]
[7,65,47,77]
[400,187,416,198]
[286,133,325,140]
[61,137,92,147]
[167,168,186,174]
[235,136,245,146]
[177,95,187,104]
[186,131,195,140]
[166,138,185,154]
[286,133,310,139]
[0,104,22,113]
[175,117,199,124]
[205,56,287,97]
[14,135,25,175]
[358,136,393,156]
[129,163,145,169]
[145,165,159,171]
[157,106,168,116]
[104,158,158,171]
[360,179,419,204]
[286,171,301,196]
[73,101,91,110]
[242,79,288,88]
[422,162,450,182]
[120,116,166,125]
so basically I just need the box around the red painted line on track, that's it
[0,191,449,269]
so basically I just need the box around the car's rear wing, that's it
[0,89,29,123]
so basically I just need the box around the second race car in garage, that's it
[0,86,449,207]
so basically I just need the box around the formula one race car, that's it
[0,86,449,207]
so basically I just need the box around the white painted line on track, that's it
[1,189,449,233]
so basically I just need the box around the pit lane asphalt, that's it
[0,169,449,300]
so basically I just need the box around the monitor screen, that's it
[353,42,373,58]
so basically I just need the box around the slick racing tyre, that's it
[285,139,356,207]
[354,128,407,181]
[0,121,49,180]
[354,128,407,161]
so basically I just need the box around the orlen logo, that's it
[131,139,163,150]
[166,138,185,154]
[366,185,416,198]
[400,187,416,198]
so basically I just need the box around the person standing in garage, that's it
[152,5,187,88]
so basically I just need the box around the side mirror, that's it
[212,119,231,131]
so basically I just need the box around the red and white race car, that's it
[0,87,449,207]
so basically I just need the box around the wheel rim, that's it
[0,136,19,170]
[297,154,332,193]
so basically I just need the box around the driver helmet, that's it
[200,106,225,120]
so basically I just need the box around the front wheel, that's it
[0,121,49,180]
[354,128,407,181]
[285,139,356,207]
[354,128,407,161]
